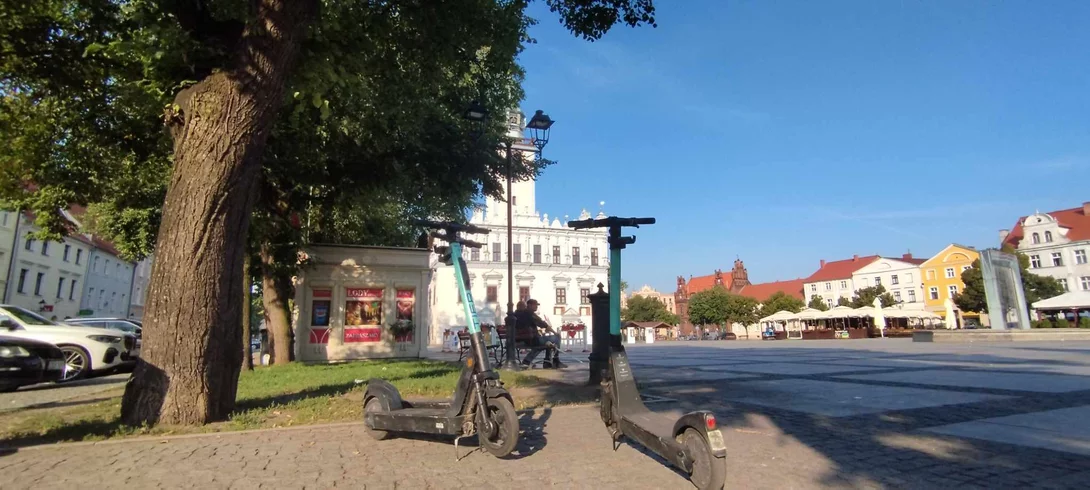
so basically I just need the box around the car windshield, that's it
[2,306,58,326]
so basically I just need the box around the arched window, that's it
[1045,231,1053,243]
[1032,232,1040,244]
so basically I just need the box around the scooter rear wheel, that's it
[479,397,519,457]
[678,428,726,490]
[364,397,393,441]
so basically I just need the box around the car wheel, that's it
[58,345,91,382]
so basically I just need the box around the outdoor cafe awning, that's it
[1032,291,1090,310]
[759,310,798,322]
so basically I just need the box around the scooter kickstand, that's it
[453,434,482,461]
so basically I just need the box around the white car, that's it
[0,305,139,382]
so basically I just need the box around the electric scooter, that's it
[568,216,728,490]
[363,220,520,458]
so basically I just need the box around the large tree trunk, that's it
[242,253,254,371]
[121,0,316,426]
[261,244,294,365]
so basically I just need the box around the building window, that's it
[1045,231,1053,243]
[75,249,83,265]
[1032,232,1040,244]
[17,269,28,293]
[34,273,44,296]
[56,278,64,299]
[891,275,899,285]
[1076,249,1087,265]
[1030,255,1041,268]
[824,282,831,291]
[1081,276,1090,291]
[1052,252,1063,267]
[552,246,560,264]
[893,291,902,302]
[580,288,590,304]
[41,242,49,256]
[810,284,817,292]
[471,248,479,261]
[572,247,580,265]
[485,286,498,303]
[491,243,501,262]
[591,248,599,266]
[93,256,100,272]
[24,236,33,251]
[63,244,71,262]
[105,260,111,276]
[556,288,567,305]
[943,267,954,278]
[926,269,935,280]
[69,280,77,300]
[826,298,834,308]
[533,245,542,264]
[840,280,847,288]
[513,244,522,263]
[929,287,939,300]
[1059,278,1069,291]
[874,277,882,286]
[908,290,916,302]
[116,264,121,276]
[948,285,958,298]
[519,287,530,302]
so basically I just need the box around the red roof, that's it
[687,272,731,294]
[1002,204,1090,248]
[738,279,805,302]
[804,255,879,282]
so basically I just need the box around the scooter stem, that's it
[609,247,622,336]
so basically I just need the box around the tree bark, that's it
[261,244,294,365]
[121,0,316,426]
[242,253,254,371]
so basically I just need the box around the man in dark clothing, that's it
[516,299,565,368]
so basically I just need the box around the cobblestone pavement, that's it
[4,339,1090,489]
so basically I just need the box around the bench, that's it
[496,324,553,368]
[456,325,503,365]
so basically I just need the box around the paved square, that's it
[924,405,1090,456]
[837,369,1090,393]
[632,367,758,383]
[706,361,881,376]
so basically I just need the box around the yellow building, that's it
[920,244,982,326]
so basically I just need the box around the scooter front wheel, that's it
[678,428,726,490]
[363,397,393,441]
[479,397,519,457]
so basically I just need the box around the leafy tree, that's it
[850,285,896,308]
[724,294,760,338]
[837,296,852,307]
[622,295,678,324]
[760,291,805,314]
[808,295,829,311]
[1,0,657,427]
[954,245,1065,314]
[620,280,629,293]
[688,286,731,327]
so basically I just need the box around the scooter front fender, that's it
[484,385,513,406]
[364,378,405,411]
[672,410,728,458]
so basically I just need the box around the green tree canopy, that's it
[836,296,852,307]
[760,291,805,314]
[622,295,678,325]
[808,295,829,311]
[850,285,896,308]
[688,286,731,326]
[724,294,760,326]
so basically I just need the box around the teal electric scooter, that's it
[568,216,728,490]
[364,220,519,459]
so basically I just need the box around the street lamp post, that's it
[463,104,554,371]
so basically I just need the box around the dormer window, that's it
[1045,231,1053,243]
[1032,232,1040,244]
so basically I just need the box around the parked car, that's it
[0,335,67,392]
[0,305,139,381]
[66,317,142,343]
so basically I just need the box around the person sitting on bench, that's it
[516,299,566,368]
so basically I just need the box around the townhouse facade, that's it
[1001,203,1090,293]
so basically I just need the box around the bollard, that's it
[587,283,611,386]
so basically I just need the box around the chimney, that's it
[999,229,1010,242]
[1083,202,1090,214]
[902,253,912,260]
[820,259,826,268]
[852,254,859,261]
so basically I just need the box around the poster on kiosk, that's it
[345,288,384,343]
[394,289,415,342]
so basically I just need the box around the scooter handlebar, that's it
[566,216,656,230]
[413,219,490,236]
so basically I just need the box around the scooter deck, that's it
[621,410,676,439]
[367,408,466,436]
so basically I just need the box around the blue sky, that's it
[515,0,1090,293]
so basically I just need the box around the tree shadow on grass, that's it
[234,381,360,412]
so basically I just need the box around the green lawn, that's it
[0,360,553,447]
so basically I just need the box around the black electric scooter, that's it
[568,216,728,490]
[363,220,520,459]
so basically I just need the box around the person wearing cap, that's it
[515,299,565,368]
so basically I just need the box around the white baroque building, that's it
[426,112,609,345]
[1001,203,1090,293]
[851,254,926,305]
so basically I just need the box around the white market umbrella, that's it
[872,297,886,338]
[795,308,823,321]
[944,299,957,330]
[760,310,798,323]
[819,305,856,319]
